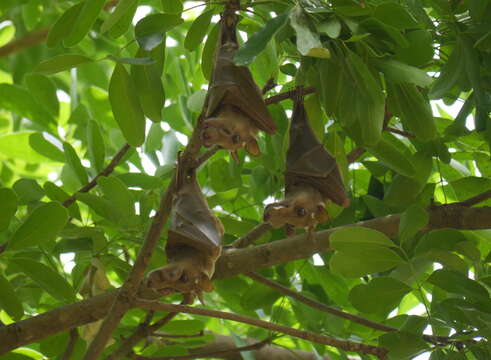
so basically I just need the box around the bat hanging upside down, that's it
[201,8,276,157]
[146,169,224,300]
[263,87,350,235]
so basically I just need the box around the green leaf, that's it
[290,6,330,58]
[161,0,182,13]
[131,49,165,122]
[12,178,44,205]
[97,176,137,225]
[394,29,434,67]
[34,54,93,75]
[201,22,220,80]
[0,132,53,163]
[161,320,205,335]
[330,246,405,278]
[0,188,18,231]
[46,2,83,47]
[87,120,105,173]
[135,13,183,51]
[107,0,137,39]
[43,182,81,219]
[28,133,65,162]
[415,229,467,254]
[186,90,207,113]
[317,17,342,38]
[64,0,105,47]
[379,331,428,359]
[429,40,464,99]
[76,193,117,223]
[25,73,59,116]
[331,226,396,250]
[427,269,489,302]
[184,9,214,51]
[101,0,137,34]
[399,205,428,244]
[0,23,15,46]
[450,177,491,206]
[0,84,54,129]
[374,59,432,87]
[109,56,155,66]
[0,275,24,321]
[367,137,415,177]
[9,202,68,251]
[14,259,75,302]
[373,2,419,30]
[116,173,162,189]
[235,12,289,66]
[349,277,412,314]
[63,142,88,186]
[109,63,145,147]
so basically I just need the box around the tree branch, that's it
[384,126,416,138]
[63,144,131,207]
[0,27,50,58]
[134,300,388,358]
[230,223,271,248]
[451,189,491,207]
[132,338,270,360]
[61,329,79,360]
[2,205,491,355]
[264,87,316,106]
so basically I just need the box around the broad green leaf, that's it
[64,0,105,46]
[161,320,205,335]
[387,82,437,141]
[0,23,15,46]
[201,22,220,80]
[330,246,405,278]
[0,275,24,321]
[426,250,467,273]
[87,120,105,172]
[46,2,83,47]
[97,176,136,222]
[135,13,183,51]
[44,182,81,219]
[367,137,415,177]
[109,63,145,147]
[0,132,53,163]
[0,188,18,231]
[240,282,280,311]
[34,54,93,75]
[317,17,341,38]
[76,193,117,223]
[373,2,419,30]
[12,178,44,205]
[107,0,137,39]
[235,12,289,65]
[101,0,136,34]
[116,173,162,189]
[332,227,396,250]
[399,205,429,244]
[28,133,65,162]
[63,142,88,186]
[9,202,68,251]
[131,49,165,122]
[184,9,214,51]
[161,0,182,13]
[427,269,489,302]
[0,84,54,128]
[394,29,434,67]
[290,6,330,58]
[374,59,432,87]
[379,331,428,359]
[450,177,491,206]
[415,229,466,254]
[349,277,412,314]
[108,56,155,66]
[186,90,207,113]
[14,258,75,302]
[429,40,464,99]
[25,74,59,116]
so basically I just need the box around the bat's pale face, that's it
[202,105,260,156]
[263,186,328,230]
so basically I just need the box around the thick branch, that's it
[134,300,387,358]
[2,205,491,354]
[0,27,49,58]
[63,144,131,207]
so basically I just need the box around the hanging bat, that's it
[201,10,276,157]
[146,171,224,300]
[263,87,350,234]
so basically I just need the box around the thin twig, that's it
[0,27,50,58]
[152,331,204,339]
[247,272,395,332]
[63,144,131,207]
[347,147,365,164]
[196,146,219,167]
[264,86,316,106]
[452,189,491,207]
[231,223,272,248]
[384,126,416,138]
[132,338,270,360]
[261,78,277,95]
[61,329,79,360]
[135,300,388,358]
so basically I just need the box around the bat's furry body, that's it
[201,11,276,155]
[264,88,349,233]
[147,174,223,298]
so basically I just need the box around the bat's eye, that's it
[231,134,241,144]
[295,207,306,217]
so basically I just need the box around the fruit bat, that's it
[263,87,350,234]
[146,170,224,299]
[201,10,276,157]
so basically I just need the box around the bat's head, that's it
[263,186,328,230]
[202,105,260,156]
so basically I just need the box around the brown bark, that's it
[1,206,490,355]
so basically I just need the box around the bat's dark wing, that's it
[286,88,349,207]
[205,18,276,134]
[167,178,222,258]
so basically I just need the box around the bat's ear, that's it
[245,138,260,156]
[314,204,329,223]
